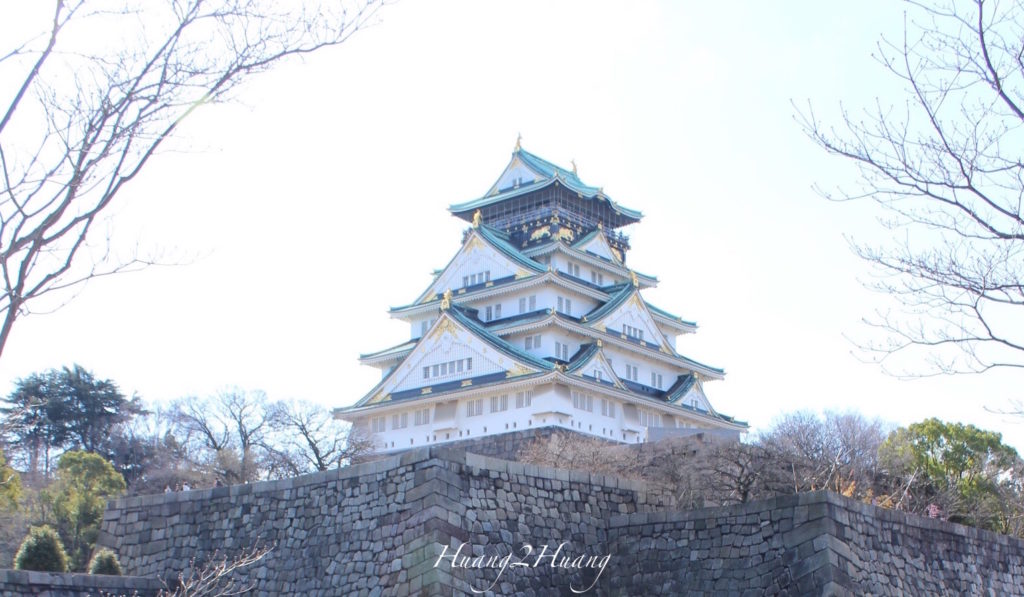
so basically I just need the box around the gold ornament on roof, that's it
[472,209,482,228]
[571,159,577,175]
[440,288,452,310]
[555,227,574,242]
[631,271,639,287]
[515,133,522,151]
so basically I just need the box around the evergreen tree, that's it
[13,525,68,572]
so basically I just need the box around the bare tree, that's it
[758,411,887,497]
[0,0,383,360]
[517,431,649,479]
[267,400,372,475]
[160,543,274,597]
[798,0,1024,377]
[170,389,273,484]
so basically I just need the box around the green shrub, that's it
[13,525,68,572]
[88,548,122,575]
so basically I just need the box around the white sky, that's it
[2,1,1021,450]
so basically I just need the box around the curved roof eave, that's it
[449,148,643,222]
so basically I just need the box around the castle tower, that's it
[335,142,747,452]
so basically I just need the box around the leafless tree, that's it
[267,400,372,475]
[519,414,890,508]
[159,543,274,597]
[0,0,384,360]
[170,388,273,484]
[797,0,1024,377]
[517,431,649,480]
[759,411,888,497]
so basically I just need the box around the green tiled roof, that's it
[450,148,643,221]
[352,306,554,408]
[476,224,546,274]
[666,374,698,402]
[447,306,556,372]
[647,303,696,327]
[581,284,633,323]
[360,339,416,360]
[564,343,601,373]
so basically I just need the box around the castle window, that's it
[567,262,581,278]
[517,295,536,313]
[414,408,430,426]
[391,413,408,429]
[490,394,508,412]
[424,358,473,380]
[571,391,594,412]
[525,334,542,350]
[556,297,573,315]
[555,341,569,361]
[639,409,661,428]
[485,306,492,321]
[495,303,502,318]
[625,364,638,382]
[651,372,663,389]
[594,369,603,382]
[591,270,604,285]
[466,399,483,417]
[371,417,386,433]
[624,325,644,341]
[515,391,533,408]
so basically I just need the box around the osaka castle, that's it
[336,141,746,453]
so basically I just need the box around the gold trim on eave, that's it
[505,364,532,378]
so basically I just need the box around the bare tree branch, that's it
[796,0,1024,378]
[0,0,385,360]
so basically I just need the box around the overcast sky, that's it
[2,1,1021,450]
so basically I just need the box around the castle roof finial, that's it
[631,271,639,288]
[472,209,482,228]
[440,289,453,310]
[515,133,522,151]
[571,159,577,175]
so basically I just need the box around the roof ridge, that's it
[448,305,555,371]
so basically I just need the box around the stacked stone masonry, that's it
[0,569,162,596]
[96,444,1024,596]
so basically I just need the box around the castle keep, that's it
[336,142,746,452]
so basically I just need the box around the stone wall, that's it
[97,445,1024,596]
[425,427,590,460]
[608,491,1024,596]
[0,569,163,596]
[98,447,671,595]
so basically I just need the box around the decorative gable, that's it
[573,228,621,264]
[357,311,549,406]
[415,230,536,304]
[587,289,673,352]
[488,155,545,195]
[568,344,626,389]
[678,380,710,412]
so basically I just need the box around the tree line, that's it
[521,412,1024,538]
[0,364,370,570]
